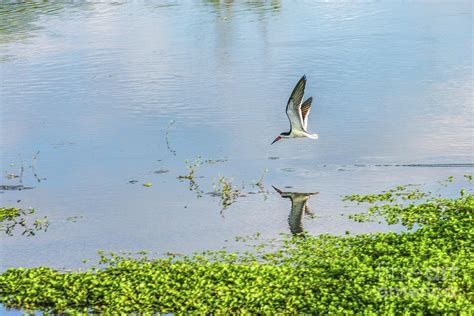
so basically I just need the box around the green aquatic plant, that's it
[0,184,472,314]
[213,176,241,210]
[177,158,204,197]
[5,173,19,179]
[346,189,470,229]
[344,175,473,229]
[438,175,456,187]
[177,158,202,181]
[177,157,229,199]
[343,184,427,204]
[0,207,48,236]
[0,207,21,222]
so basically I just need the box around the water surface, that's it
[0,1,472,274]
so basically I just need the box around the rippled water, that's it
[0,0,473,278]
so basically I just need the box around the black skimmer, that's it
[271,75,319,145]
[272,186,319,236]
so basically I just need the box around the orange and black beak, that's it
[271,135,282,145]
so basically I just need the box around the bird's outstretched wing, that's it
[288,195,307,235]
[286,75,306,132]
[300,97,313,131]
[273,186,319,236]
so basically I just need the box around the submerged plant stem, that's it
[165,120,176,156]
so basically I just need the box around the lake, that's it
[0,0,472,277]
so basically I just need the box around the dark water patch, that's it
[153,169,170,174]
[66,216,83,223]
[359,163,474,168]
[206,191,221,197]
[51,141,75,147]
[204,158,228,164]
[401,163,474,168]
[0,185,34,191]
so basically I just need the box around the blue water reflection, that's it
[0,1,472,273]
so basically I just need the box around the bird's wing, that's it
[300,97,313,131]
[286,75,306,132]
[288,195,307,236]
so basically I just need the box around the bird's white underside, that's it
[284,131,319,139]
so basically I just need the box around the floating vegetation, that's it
[234,232,262,242]
[178,158,204,197]
[142,183,153,187]
[4,156,24,183]
[438,175,455,187]
[213,176,241,211]
[177,158,202,181]
[0,182,472,314]
[176,157,231,201]
[344,179,473,230]
[343,185,428,204]
[0,207,48,237]
[3,152,46,185]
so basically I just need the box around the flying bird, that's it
[271,75,319,144]
[272,186,319,236]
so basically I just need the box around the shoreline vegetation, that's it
[0,179,472,314]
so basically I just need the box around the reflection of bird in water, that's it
[272,186,319,236]
[271,75,319,145]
